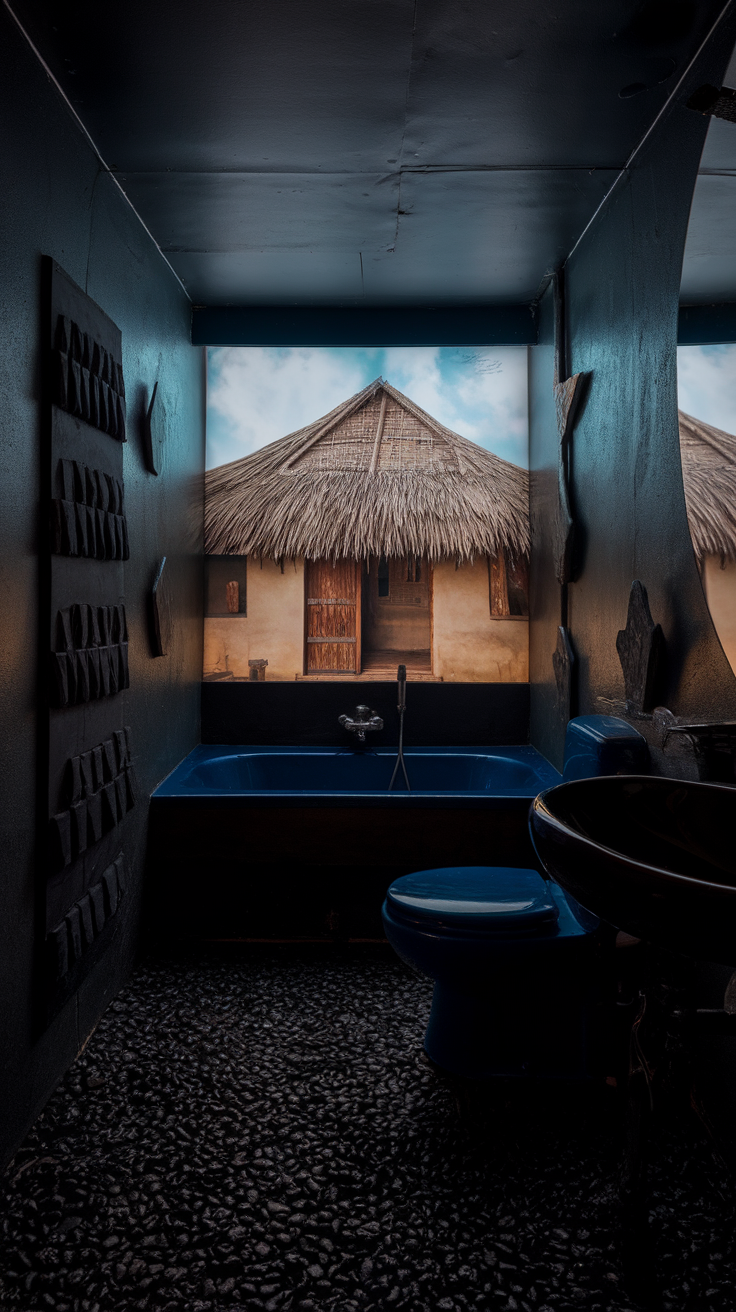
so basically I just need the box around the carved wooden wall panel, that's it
[43,262,135,1022]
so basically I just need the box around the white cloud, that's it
[451,350,529,448]
[677,345,736,434]
[206,348,367,468]
[206,345,529,469]
[382,346,528,464]
[382,346,445,424]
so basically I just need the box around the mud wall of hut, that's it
[204,558,306,681]
[432,560,528,683]
[204,555,528,682]
[702,556,736,674]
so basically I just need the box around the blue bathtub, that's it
[154,743,559,803]
[148,744,559,939]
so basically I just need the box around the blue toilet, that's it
[382,716,648,1079]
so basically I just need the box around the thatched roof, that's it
[205,378,529,563]
[679,410,736,562]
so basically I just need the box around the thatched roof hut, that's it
[679,410,736,562]
[205,378,529,564]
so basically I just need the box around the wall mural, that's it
[204,346,530,684]
[677,344,736,675]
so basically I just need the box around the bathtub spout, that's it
[338,705,384,744]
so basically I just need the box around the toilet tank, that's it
[562,715,649,782]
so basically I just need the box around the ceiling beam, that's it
[678,303,736,343]
[191,305,537,347]
[194,302,736,347]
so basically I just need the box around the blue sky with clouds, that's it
[678,344,736,432]
[206,346,529,471]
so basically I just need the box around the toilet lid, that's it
[386,866,560,936]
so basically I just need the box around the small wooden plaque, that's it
[151,557,173,657]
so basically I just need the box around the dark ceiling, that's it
[9,0,736,307]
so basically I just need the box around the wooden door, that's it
[305,559,361,673]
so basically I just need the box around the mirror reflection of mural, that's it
[204,347,529,682]
[678,345,736,674]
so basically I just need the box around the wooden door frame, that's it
[302,558,362,676]
[429,559,434,675]
[354,562,362,675]
[362,553,433,672]
[302,563,308,675]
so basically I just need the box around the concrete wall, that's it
[0,10,204,1164]
[703,556,736,675]
[432,559,528,683]
[204,557,305,680]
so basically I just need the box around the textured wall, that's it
[204,558,305,680]
[0,10,204,1164]
[701,557,736,676]
[432,560,528,683]
[530,24,736,770]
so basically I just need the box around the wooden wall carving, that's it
[151,557,173,657]
[553,371,588,586]
[142,380,163,475]
[43,261,135,1023]
[47,855,127,980]
[53,312,126,439]
[51,458,129,560]
[553,624,575,727]
[616,579,666,715]
[51,603,129,706]
[551,268,591,588]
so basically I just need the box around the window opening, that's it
[489,550,528,618]
[205,345,529,681]
[507,556,529,617]
[206,556,247,616]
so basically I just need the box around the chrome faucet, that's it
[338,705,384,743]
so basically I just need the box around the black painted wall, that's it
[201,681,529,748]
[528,292,560,767]
[528,14,736,1150]
[530,19,736,771]
[0,11,204,1163]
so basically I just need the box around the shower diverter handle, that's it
[338,705,384,744]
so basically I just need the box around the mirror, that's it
[677,347,736,674]
[678,53,736,677]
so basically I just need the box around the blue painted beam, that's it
[191,304,537,347]
[678,304,736,344]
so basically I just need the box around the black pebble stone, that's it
[0,946,733,1311]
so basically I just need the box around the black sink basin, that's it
[530,776,736,964]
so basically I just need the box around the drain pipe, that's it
[388,664,411,792]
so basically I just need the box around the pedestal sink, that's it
[530,776,736,964]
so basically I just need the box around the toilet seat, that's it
[385,866,560,938]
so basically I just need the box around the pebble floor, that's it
[0,947,734,1312]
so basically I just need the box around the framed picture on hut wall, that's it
[204,345,530,683]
